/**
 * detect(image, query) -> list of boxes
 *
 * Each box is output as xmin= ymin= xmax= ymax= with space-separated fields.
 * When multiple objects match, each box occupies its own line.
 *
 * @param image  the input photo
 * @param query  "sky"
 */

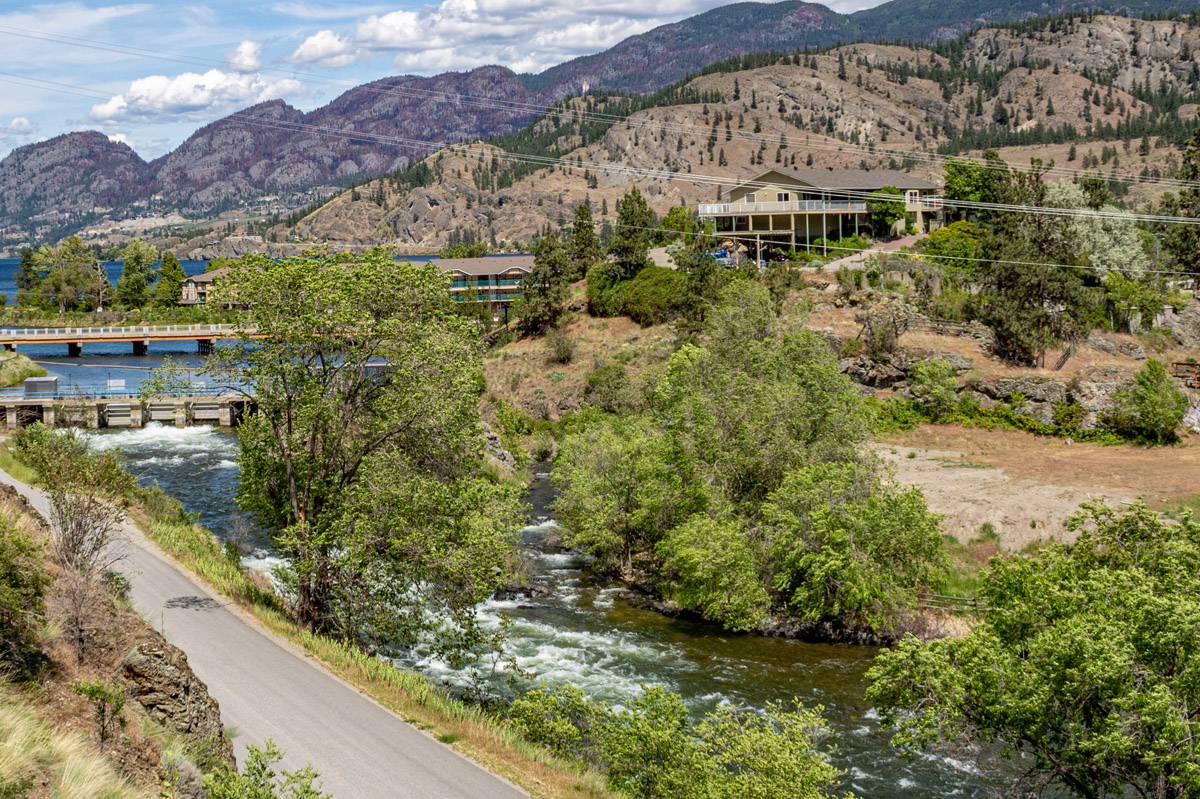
xmin=0 ymin=0 xmax=887 ymax=161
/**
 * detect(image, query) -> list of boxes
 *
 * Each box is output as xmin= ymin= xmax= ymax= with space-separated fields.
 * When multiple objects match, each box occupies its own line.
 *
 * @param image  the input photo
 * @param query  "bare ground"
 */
xmin=877 ymin=426 xmax=1200 ymax=550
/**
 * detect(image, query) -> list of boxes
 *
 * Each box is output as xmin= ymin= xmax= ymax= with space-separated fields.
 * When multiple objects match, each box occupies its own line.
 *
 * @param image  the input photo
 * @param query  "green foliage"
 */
xmin=72 ymin=680 xmax=124 ymax=742
xmin=208 ymin=248 xmax=520 ymax=649
xmin=509 ymin=683 xmax=842 ymax=799
xmin=0 ymin=516 xmax=49 ymax=675
xmin=568 ymin=203 xmax=603 ymax=279
xmin=866 ymin=185 xmax=905 ymax=231
xmin=203 ymin=739 xmax=330 ymax=799
xmin=611 ymin=266 xmax=686 ymax=326
xmin=582 ymin=363 xmax=636 ymax=413
xmin=869 ymin=394 xmax=1124 ymax=444
xmin=1104 ymin=358 xmax=1190 ymax=444
xmin=908 ymin=360 xmax=959 ymax=421
xmin=439 ymin=241 xmax=488 ymax=258
xmin=518 ymin=233 xmax=571 ymax=334
xmin=1160 ymin=125 xmax=1200 ymax=291
xmin=115 ymin=239 xmax=158 ymax=309
xmin=558 ymin=283 xmax=938 ymax=630
xmin=608 ymin=186 xmax=654 ymax=279
xmin=764 ymin=462 xmax=944 ymax=627
xmin=30 ymin=236 xmax=110 ymax=312
xmin=867 ymin=502 xmax=1200 ymax=799
xmin=154 ymin=252 xmax=186 ymax=307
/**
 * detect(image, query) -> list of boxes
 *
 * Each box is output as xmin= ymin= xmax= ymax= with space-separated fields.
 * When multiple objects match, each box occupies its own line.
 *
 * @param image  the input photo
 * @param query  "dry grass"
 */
xmin=0 ymin=683 xmax=151 ymax=799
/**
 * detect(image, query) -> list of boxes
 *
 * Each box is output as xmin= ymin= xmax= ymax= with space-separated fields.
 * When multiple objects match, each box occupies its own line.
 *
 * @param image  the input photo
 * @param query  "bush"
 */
xmin=0 ymin=517 xmax=49 ymax=674
xmin=909 ymin=360 xmax=959 ymax=421
xmin=611 ymin=267 xmax=686 ymax=326
xmin=1104 ymin=359 xmax=1189 ymax=444
xmin=204 ymin=739 xmax=330 ymax=799
xmin=546 ymin=326 xmax=575 ymax=365
xmin=583 ymin=363 xmax=634 ymax=413
xmin=72 ymin=680 xmax=125 ymax=742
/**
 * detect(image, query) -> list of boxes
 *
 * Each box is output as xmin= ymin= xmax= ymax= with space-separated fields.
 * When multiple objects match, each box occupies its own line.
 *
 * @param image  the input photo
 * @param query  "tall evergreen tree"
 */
xmin=116 ymin=239 xmax=159 ymax=308
xmin=1161 ymin=126 xmax=1200 ymax=291
xmin=14 ymin=247 xmax=43 ymax=306
xmin=608 ymin=186 xmax=653 ymax=279
xmin=568 ymin=203 xmax=603 ymax=281
xmin=155 ymin=252 xmax=186 ymax=307
xmin=519 ymin=233 xmax=572 ymax=334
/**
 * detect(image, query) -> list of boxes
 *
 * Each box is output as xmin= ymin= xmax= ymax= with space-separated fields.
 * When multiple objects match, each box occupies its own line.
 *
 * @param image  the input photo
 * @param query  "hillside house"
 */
xmin=180 ymin=267 xmax=229 ymax=305
xmin=436 ymin=255 xmax=532 ymax=314
xmin=697 ymin=168 xmax=942 ymax=260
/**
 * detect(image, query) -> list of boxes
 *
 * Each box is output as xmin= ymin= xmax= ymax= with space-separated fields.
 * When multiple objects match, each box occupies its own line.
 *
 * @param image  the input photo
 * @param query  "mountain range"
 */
xmin=2 ymin=0 xmax=1198 ymax=246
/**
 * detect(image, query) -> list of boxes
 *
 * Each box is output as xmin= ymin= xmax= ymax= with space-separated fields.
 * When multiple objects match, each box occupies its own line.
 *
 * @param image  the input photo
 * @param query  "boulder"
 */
xmin=1116 ymin=341 xmax=1146 ymax=360
xmin=118 ymin=636 xmax=235 ymax=767
xmin=1086 ymin=334 xmax=1119 ymax=356
xmin=479 ymin=421 xmax=516 ymax=470
xmin=982 ymin=376 xmax=1068 ymax=405
xmin=1158 ymin=302 xmax=1200 ymax=349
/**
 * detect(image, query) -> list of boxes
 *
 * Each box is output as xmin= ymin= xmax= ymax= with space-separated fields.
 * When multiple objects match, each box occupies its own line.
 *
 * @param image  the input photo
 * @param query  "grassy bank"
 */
xmin=124 ymin=495 xmax=616 ymax=799
xmin=0 ymin=352 xmax=46 ymax=387
xmin=0 ymin=682 xmax=151 ymax=799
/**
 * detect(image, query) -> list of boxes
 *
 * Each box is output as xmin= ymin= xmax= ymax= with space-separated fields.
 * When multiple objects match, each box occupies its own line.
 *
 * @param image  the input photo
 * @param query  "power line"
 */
xmin=5 ymin=23 xmax=1200 ymax=194
xmin=4 ymin=70 xmax=1200 ymax=234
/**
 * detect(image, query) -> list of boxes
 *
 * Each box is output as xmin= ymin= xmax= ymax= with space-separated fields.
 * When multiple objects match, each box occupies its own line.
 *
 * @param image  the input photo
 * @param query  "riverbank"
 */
xmin=0 ymin=352 xmax=45 ymax=386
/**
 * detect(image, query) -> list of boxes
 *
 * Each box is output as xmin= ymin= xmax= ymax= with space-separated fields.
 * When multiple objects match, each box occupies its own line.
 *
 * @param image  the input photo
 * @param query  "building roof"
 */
xmin=430 ymin=255 xmax=534 ymax=276
xmin=186 ymin=266 xmax=231 ymax=284
xmin=739 ymin=168 xmax=938 ymax=192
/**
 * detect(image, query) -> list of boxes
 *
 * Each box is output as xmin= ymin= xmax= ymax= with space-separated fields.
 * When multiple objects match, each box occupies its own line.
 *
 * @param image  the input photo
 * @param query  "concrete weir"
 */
xmin=1 ymin=395 xmax=251 ymax=430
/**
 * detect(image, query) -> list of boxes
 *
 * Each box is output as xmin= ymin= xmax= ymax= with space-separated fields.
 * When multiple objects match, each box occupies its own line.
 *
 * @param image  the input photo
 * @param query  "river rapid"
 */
xmin=86 ymin=423 xmax=1015 ymax=797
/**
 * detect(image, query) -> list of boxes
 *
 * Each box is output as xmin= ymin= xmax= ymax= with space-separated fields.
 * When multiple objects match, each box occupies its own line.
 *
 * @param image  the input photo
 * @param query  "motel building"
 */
xmin=697 ymin=168 xmax=944 ymax=262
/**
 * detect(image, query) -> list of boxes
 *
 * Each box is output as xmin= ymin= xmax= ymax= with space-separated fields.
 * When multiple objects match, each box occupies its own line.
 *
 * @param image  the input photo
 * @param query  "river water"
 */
xmin=82 ymin=423 xmax=1017 ymax=797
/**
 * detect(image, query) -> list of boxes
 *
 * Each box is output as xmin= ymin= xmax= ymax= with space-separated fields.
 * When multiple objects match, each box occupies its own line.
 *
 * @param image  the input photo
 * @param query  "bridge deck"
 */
xmin=0 ymin=324 xmax=259 ymax=346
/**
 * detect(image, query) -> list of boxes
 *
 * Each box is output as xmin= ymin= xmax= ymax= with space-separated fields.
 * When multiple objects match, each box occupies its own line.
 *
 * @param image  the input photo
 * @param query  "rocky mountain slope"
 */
xmin=5 ymin=0 xmax=1198 ymax=246
xmin=281 ymin=15 xmax=1194 ymax=251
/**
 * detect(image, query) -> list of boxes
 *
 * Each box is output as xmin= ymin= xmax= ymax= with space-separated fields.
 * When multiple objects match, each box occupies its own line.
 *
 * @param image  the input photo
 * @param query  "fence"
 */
xmin=918 ymin=593 xmax=985 ymax=613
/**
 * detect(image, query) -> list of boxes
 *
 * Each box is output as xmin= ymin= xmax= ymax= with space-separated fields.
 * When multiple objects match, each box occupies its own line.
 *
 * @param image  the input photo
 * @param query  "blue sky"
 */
xmin=0 ymin=0 xmax=885 ymax=161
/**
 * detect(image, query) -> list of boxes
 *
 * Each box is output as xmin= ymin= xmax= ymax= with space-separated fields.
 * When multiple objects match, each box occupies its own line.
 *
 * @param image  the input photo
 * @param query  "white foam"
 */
xmin=898 ymin=778 xmax=916 ymax=789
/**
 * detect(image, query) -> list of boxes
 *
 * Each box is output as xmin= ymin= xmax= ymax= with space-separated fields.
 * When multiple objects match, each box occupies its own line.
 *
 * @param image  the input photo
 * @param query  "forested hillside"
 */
xmin=281 ymin=13 xmax=1200 ymax=251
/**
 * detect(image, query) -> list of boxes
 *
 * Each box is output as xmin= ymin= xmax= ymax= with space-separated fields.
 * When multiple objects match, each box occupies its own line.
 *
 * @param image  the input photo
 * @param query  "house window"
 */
xmin=745 ymin=192 xmax=755 ymax=203
xmin=776 ymin=192 xmax=790 ymax=202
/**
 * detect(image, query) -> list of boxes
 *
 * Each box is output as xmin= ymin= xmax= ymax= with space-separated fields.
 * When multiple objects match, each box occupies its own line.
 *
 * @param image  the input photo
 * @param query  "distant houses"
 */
xmin=180 ymin=267 xmax=230 ymax=305
xmin=697 ymin=168 xmax=942 ymax=260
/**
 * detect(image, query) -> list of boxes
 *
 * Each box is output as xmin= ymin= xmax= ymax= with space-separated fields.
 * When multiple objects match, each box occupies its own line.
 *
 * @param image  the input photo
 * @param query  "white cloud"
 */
xmin=287 ymin=29 xmax=358 ymax=67
xmin=271 ymin=2 xmax=392 ymax=20
xmin=88 ymin=69 xmax=307 ymax=122
xmin=342 ymin=0 xmax=719 ymax=75
xmin=225 ymin=40 xmax=263 ymax=72
xmin=7 ymin=117 xmax=35 ymax=134
xmin=106 ymin=131 xmax=131 ymax=145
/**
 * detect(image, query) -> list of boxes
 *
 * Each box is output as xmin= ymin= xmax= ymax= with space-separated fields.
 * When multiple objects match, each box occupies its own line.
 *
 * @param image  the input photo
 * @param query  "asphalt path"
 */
xmin=0 ymin=467 xmax=526 ymax=799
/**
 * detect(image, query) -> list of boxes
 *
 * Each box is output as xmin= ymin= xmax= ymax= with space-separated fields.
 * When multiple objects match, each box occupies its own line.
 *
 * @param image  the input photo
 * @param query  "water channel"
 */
xmin=77 ymin=420 xmax=1016 ymax=798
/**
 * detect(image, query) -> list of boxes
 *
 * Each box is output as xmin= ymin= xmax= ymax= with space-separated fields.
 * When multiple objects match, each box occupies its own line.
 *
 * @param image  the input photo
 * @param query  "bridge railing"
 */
xmin=0 ymin=386 xmax=238 ymax=402
xmin=0 ymin=324 xmax=246 ymax=339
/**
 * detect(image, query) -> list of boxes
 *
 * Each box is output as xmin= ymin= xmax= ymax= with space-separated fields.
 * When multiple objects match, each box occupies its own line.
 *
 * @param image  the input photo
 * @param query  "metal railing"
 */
xmin=697 ymin=196 xmax=944 ymax=216
xmin=0 ymin=324 xmax=246 ymax=341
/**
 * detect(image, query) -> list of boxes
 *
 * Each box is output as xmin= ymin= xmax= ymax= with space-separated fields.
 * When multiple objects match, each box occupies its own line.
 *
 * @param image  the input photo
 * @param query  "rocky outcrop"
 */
xmin=480 ymin=421 xmax=517 ymax=471
xmin=1159 ymin=303 xmax=1200 ymax=350
xmin=118 ymin=635 xmax=235 ymax=767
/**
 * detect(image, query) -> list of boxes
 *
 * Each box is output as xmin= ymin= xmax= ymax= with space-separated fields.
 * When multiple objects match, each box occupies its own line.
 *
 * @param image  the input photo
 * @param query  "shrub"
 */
xmin=909 ymin=360 xmax=959 ymax=421
xmin=0 ymin=518 xmax=49 ymax=674
xmin=546 ymin=326 xmax=575 ymax=365
xmin=611 ymin=266 xmax=686 ymax=326
xmin=583 ymin=363 xmax=634 ymax=413
xmin=1104 ymin=358 xmax=1189 ymax=444
xmin=72 ymin=680 xmax=125 ymax=742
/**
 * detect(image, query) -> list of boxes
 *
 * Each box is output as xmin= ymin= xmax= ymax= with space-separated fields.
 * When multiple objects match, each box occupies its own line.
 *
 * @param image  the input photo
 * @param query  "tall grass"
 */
xmin=0 ymin=682 xmax=150 ymax=799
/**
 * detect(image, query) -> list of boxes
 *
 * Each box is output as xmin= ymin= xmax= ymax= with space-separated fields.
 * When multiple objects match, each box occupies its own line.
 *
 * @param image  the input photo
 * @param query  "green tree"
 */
xmin=1160 ymin=125 xmax=1200 ymax=290
xmin=867 ymin=501 xmax=1200 ymax=799
xmin=205 ymin=249 xmax=519 ymax=636
xmin=1105 ymin=358 xmax=1189 ymax=444
xmin=154 ymin=252 xmax=186 ymax=307
xmin=909 ymin=359 xmax=959 ymax=421
xmin=866 ymin=185 xmax=905 ymax=233
xmin=14 ymin=247 xmax=43 ymax=306
xmin=204 ymin=739 xmax=330 ymax=799
xmin=71 ymin=680 xmax=125 ymax=742
xmin=0 ymin=516 xmax=49 ymax=673
xmin=608 ymin=185 xmax=654 ymax=279
xmin=509 ymin=683 xmax=842 ymax=799
xmin=568 ymin=203 xmax=604 ymax=280
xmin=33 ymin=236 xmax=108 ymax=312
xmin=518 ymin=233 xmax=571 ymax=334
xmin=116 ymin=238 xmax=159 ymax=308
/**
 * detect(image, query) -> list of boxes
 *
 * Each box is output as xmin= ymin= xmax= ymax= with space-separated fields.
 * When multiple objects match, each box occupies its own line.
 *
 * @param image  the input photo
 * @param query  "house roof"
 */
xmin=429 ymin=255 xmax=534 ymax=276
xmin=186 ymin=266 xmax=231 ymax=284
xmin=739 ymin=168 xmax=938 ymax=193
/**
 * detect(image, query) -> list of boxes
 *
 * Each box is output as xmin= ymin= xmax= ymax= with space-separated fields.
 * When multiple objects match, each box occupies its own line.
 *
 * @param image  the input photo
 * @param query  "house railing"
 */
xmin=698 ymin=195 xmax=944 ymax=216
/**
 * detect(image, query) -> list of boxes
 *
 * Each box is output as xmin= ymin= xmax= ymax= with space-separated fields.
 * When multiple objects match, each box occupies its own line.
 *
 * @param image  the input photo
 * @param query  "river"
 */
xmin=84 ymin=423 xmax=1017 ymax=797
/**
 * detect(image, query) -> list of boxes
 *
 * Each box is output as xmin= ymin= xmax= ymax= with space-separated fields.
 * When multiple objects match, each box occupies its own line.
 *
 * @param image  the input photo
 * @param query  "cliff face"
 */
xmin=0 ymin=131 xmax=152 ymax=240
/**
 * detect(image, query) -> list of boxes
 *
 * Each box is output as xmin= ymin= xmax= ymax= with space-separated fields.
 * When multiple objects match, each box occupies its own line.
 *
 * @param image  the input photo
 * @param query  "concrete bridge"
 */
xmin=0 ymin=389 xmax=252 ymax=429
xmin=0 ymin=324 xmax=258 ymax=356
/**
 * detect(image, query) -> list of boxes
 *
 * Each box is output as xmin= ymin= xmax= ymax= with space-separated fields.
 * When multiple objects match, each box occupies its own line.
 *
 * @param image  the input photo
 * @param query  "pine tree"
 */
xmin=14 ymin=247 xmax=42 ymax=305
xmin=155 ymin=252 xmax=186 ymax=307
xmin=608 ymin=186 xmax=653 ymax=279
xmin=568 ymin=204 xmax=603 ymax=280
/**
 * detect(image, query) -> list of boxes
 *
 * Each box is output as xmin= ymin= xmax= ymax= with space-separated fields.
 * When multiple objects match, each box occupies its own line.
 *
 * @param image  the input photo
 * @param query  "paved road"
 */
xmin=0 ymin=468 xmax=526 ymax=799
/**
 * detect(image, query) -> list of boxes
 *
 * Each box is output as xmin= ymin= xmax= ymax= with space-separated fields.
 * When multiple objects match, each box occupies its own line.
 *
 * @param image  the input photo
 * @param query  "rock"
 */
xmin=118 ymin=635 xmax=235 ymax=767
xmin=1116 ymin=341 xmax=1146 ymax=360
xmin=982 ymin=376 xmax=1068 ymax=405
xmin=1158 ymin=302 xmax=1200 ymax=349
xmin=479 ymin=421 xmax=516 ymax=470
xmin=1086 ymin=334 xmax=1119 ymax=356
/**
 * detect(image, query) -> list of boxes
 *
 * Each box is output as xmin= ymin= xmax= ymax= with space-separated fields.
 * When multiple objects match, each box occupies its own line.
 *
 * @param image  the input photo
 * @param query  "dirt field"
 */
xmin=877 ymin=426 xmax=1200 ymax=550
